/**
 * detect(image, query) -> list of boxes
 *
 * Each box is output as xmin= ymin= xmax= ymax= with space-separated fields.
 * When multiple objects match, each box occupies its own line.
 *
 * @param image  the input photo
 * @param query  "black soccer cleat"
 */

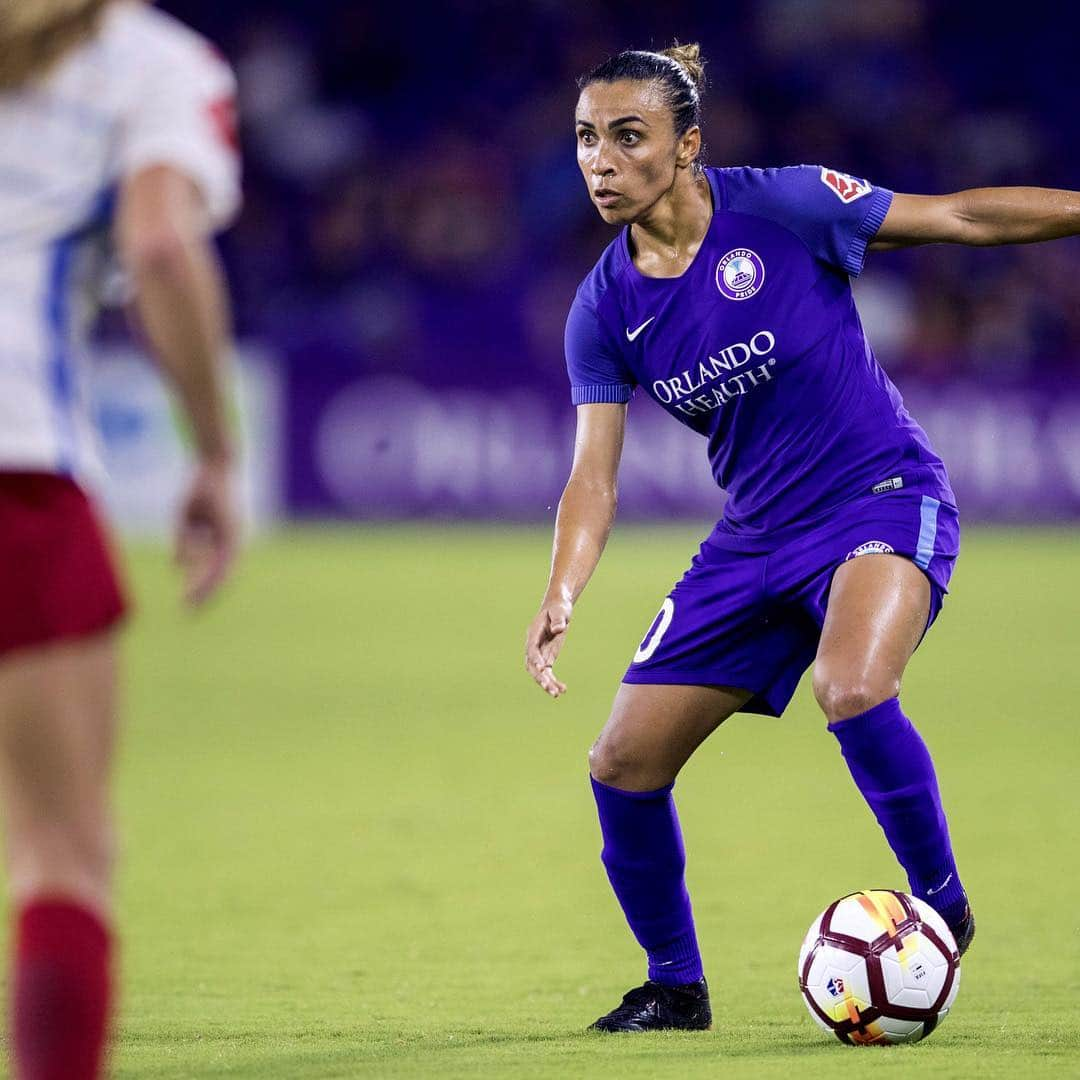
xmin=589 ymin=978 xmax=712 ymax=1032
xmin=949 ymin=906 xmax=976 ymax=958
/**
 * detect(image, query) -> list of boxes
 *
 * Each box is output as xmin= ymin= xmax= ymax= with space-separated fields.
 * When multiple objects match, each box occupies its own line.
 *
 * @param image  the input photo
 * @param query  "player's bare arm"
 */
xmin=525 ymin=402 xmax=626 ymax=698
xmin=871 ymin=187 xmax=1080 ymax=250
xmin=117 ymin=164 xmax=240 ymax=606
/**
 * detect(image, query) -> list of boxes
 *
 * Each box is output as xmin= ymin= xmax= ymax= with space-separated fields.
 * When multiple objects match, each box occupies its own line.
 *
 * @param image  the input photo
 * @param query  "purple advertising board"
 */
xmin=284 ymin=361 xmax=1080 ymax=524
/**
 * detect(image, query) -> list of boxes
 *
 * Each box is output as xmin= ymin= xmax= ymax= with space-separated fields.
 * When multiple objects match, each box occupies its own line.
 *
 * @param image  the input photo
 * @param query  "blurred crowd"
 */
xmin=159 ymin=0 xmax=1080 ymax=388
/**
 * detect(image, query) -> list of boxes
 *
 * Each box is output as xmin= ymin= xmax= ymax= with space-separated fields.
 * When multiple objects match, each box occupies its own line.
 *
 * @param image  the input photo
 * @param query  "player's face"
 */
xmin=575 ymin=80 xmax=688 ymax=225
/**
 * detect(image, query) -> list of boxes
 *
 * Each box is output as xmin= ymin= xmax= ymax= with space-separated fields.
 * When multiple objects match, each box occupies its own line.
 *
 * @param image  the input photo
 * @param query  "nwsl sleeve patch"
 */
xmin=820 ymin=168 xmax=873 ymax=203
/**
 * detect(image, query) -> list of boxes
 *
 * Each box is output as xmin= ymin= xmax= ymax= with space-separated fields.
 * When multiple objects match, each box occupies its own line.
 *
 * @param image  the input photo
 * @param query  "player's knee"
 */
xmin=588 ymin=732 xmax=648 ymax=789
xmin=813 ymin=674 xmax=897 ymax=725
xmin=587 ymin=737 xmax=619 ymax=784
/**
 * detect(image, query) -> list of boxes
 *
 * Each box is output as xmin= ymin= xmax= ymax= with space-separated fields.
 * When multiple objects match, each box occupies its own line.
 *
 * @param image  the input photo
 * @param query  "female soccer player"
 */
xmin=525 ymin=43 xmax=1080 ymax=1032
xmin=0 ymin=2 xmax=241 ymax=1075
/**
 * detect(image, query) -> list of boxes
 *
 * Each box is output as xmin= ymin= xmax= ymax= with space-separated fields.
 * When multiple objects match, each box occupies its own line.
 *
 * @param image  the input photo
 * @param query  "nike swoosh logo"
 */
xmin=626 ymin=317 xmax=655 ymax=342
xmin=926 ymin=873 xmax=954 ymax=896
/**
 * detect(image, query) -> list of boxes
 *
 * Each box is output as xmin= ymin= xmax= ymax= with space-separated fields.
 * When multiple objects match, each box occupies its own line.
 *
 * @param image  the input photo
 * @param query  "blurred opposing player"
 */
xmin=0 ymin=1 xmax=240 ymax=1075
xmin=525 ymin=42 xmax=1080 ymax=1032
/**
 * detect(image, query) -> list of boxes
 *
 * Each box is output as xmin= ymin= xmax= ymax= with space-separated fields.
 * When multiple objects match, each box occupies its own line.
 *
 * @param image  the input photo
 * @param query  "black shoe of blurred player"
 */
xmin=949 ymin=906 xmax=976 ymax=958
xmin=589 ymin=978 xmax=711 ymax=1032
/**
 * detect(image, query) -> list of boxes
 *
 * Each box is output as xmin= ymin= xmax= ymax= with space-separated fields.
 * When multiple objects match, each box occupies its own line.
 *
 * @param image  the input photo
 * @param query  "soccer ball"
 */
xmin=798 ymin=890 xmax=960 ymax=1045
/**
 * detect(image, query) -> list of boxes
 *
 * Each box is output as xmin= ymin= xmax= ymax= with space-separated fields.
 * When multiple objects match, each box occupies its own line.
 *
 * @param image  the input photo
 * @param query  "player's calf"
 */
xmin=6 ymin=816 xmax=115 ymax=916
xmin=826 ymin=697 xmax=970 ymax=932
xmin=4 ymin=813 xmax=115 ymax=1080
xmin=590 ymin=776 xmax=705 ymax=989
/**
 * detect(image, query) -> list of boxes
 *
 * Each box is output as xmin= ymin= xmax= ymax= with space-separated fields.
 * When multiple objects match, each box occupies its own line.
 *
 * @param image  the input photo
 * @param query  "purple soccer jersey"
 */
xmin=565 ymin=164 xmax=956 ymax=544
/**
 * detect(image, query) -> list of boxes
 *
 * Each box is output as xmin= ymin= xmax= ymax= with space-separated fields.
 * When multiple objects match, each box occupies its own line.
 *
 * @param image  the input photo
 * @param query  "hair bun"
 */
xmin=659 ymin=42 xmax=705 ymax=92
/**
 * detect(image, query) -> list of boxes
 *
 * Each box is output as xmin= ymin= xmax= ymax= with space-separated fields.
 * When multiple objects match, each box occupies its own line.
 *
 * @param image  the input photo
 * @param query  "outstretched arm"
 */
xmin=524 ymin=403 xmax=626 ymax=698
xmin=871 ymin=187 xmax=1080 ymax=250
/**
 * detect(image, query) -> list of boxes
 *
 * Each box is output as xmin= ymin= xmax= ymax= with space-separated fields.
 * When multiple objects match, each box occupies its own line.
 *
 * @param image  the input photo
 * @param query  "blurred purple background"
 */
xmin=134 ymin=0 xmax=1080 ymax=522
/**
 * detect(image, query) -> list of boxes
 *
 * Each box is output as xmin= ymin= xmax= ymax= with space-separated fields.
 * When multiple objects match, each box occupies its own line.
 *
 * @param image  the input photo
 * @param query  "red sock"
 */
xmin=11 ymin=899 xmax=112 ymax=1080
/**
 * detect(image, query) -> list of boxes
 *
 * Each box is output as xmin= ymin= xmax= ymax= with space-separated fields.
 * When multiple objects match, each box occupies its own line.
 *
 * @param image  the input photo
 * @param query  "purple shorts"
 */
xmin=622 ymin=492 xmax=960 ymax=716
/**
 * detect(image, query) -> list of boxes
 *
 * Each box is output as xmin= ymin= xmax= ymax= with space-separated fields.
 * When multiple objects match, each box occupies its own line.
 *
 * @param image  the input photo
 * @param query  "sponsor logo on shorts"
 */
xmin=846 ymin=540 xmax=895 ymax=560
xmin=871 ymin=476 xmax=904 ymax=494
xmin=827 ymin=977 xmax=845 ymax=997
xmin=715 ymin=248 xmax=765 ymax=301
xmin=820 ymin=167 xmax=873 ymax=203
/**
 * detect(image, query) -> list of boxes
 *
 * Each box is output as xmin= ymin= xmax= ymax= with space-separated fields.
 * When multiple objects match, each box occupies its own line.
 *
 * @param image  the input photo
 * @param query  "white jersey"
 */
xmin=0 ymin=0 xmax=240 ymax=481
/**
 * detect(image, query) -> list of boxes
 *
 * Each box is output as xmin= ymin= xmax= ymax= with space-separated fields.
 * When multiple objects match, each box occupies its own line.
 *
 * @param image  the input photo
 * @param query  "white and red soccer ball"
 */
xmin=798 ymin=890 xmax=960 ymax=1045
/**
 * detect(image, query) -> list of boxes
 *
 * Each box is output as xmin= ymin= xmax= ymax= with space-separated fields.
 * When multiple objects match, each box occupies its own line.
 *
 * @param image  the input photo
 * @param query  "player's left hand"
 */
xmin=174 ymin=456 xmax=240 ymax=606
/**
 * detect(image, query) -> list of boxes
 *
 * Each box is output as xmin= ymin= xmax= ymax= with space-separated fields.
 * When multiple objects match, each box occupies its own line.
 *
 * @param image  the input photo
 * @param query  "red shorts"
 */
xmin=0 ymin=472 xmax=128 ymax=659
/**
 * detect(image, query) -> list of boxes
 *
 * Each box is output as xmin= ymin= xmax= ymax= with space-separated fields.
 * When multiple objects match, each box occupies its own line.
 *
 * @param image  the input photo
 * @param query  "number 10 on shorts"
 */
xmin=634 ymin=598 xmax=675 ymax=663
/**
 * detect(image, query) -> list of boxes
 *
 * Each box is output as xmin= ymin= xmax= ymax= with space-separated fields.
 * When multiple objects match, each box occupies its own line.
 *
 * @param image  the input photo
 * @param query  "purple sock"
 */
xmin=590 ymin=775 xmax=703 ymax=985
xmin=829 ymin=697 xmax=968 ymax=926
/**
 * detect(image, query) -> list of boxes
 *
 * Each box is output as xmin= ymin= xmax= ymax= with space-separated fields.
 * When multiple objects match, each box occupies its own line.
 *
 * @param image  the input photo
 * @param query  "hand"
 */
xmin=174 ymin=456 xmax=240 ymax=606
xmin=525 ymin=598 xmax=573 ymax=698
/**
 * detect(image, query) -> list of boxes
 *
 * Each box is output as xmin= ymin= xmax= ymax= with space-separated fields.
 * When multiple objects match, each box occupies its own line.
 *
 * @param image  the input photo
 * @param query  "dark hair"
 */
xmin=577 ymin=42 xmax=706 ymax=139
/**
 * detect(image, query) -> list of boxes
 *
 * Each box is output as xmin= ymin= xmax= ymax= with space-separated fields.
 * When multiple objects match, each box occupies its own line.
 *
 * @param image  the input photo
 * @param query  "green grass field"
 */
xmin=19 ymin=525 xmax=1080 ymax=1078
